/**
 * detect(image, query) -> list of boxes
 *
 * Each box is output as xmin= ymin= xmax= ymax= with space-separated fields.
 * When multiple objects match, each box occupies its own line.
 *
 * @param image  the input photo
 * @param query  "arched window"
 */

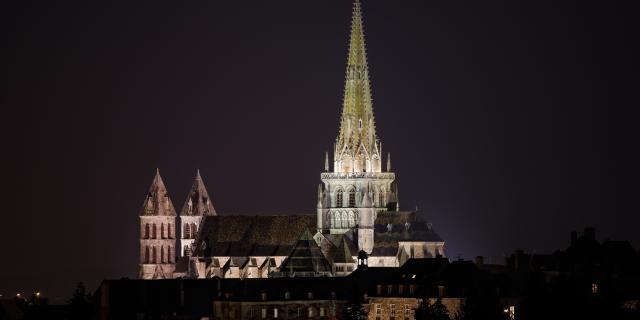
xmin=161 ymin=246 xmax=165 ymax=263
xmin=152 ymin=247 xmax=157 ymax=264
xmin=144 ymin=223 xmax=150 ymax=239
xmin=336 ymin=190 xmax=344 ymax=208
xmin=168 ymin=246 xmax=172 ymax=263
xmin=152 ymin=224 xmax=157 ymax=239
xmin=167 ymin=224 xmax=172 ymax=239
xmin=191 ymin=223 xmax=197 ymax=239
xmin=348 ymin=190 xmax=356 ymax=207
xmin=144 ymin=246 xmax=150 ymax=263
xmin=348 ymin=211 xmax=355 ymax=227
xmin=341 ymin=211 xmax=348 ymax=228
xmin=185 ymin=223 xmax=191 ymax=239
xmin=161 ymin=223 xmax=165 ymax=239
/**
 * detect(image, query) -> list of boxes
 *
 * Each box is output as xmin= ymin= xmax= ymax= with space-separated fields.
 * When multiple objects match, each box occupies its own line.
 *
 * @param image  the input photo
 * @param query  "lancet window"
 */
xmin=348 ymin=190 xmax=356 ymax=207
xmin=191 ymin=223 xmax=197 ymax=238
xmin=144 ymin=246 xmax=150 ymax=263
xmin=184 ymin=223 xmax=191 ymax=239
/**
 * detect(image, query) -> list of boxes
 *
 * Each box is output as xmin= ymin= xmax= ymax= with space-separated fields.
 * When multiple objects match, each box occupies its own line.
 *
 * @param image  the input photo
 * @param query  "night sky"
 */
xmin=2 ymin=0 xmax=635 ymax=302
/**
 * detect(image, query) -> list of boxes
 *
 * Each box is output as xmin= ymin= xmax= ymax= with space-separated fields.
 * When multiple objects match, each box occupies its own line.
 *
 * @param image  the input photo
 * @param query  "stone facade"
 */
xmin=137 ymin=0 xmax=445 ymax=280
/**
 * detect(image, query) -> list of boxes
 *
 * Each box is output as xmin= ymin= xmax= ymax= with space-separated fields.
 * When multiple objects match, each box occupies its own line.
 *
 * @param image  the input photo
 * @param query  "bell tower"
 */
xmin=178 ymin=169 xmax=217 ymax=257
xmin=139 ymin=169 xmax=177 ymax=279
xmin=317 ymin=0 xmax=398 ymax=254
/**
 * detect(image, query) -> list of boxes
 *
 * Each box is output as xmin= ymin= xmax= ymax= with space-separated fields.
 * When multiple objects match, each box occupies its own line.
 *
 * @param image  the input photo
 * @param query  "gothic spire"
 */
xmin=140 ymin=169 xmax=177 ymax=216
xmin=179 ymin=170 xmax=217 ymax=216
xmin=336 ymin=0 xmax=377 ymax=159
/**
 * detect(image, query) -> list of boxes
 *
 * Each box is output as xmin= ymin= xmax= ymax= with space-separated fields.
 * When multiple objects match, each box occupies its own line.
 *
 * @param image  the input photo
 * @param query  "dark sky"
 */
xmin=1 ymin=0 xmax=636 ymax=302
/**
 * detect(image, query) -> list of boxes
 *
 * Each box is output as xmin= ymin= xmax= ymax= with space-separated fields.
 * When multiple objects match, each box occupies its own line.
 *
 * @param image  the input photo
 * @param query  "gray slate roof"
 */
xmin=193 ymin=214 xmax=316 ymax=257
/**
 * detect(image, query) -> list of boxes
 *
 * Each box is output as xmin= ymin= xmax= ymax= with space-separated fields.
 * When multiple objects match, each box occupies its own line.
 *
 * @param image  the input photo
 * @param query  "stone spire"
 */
xmin=140 ymin=169 xmax=177 ymax=216
xmin=335 ymin=0 xmax=380 ymax=173
xmin=180 ymin=170 xmax=217 ymax=216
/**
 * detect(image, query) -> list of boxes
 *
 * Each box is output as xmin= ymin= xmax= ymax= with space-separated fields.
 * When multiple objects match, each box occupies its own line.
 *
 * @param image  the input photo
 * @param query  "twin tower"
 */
xmin=139 ymin=0 xmax=399 ymax=278
xmin=138 ymin=169 xmax=215 ymax=278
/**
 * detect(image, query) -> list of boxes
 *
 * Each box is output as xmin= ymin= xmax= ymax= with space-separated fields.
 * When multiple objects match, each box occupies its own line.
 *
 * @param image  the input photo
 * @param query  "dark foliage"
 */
xmin=67 ymin=282 xmax=93 ymax=320
xmin=416 ymin=298 xmax=451 ymax=320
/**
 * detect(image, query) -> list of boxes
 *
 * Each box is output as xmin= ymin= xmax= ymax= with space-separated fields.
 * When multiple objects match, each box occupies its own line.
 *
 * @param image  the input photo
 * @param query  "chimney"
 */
xmin=584 ymin=227 xmax=596 ymax=241
xmin=475 ymin=256 xmax=484 ymax=266
xmin=571 ymin=231 xmax=578 ymax=246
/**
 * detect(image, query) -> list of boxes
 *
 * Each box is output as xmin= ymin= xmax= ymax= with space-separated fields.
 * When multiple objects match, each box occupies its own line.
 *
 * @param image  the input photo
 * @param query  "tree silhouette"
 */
xmin=416 ymin=298 xmax=451 ymax=320
xmin=68 ymin=282 xmax=93 ymax=320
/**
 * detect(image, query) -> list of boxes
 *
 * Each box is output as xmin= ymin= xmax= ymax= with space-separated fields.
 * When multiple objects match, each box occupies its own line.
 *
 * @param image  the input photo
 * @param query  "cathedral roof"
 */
xmin=179 ymin=170 xmax=217 ymax=216
xmin=278 ymin=229 xmax=333 ymax=275
xmin=371 ymin=211 xmax=444 ymax=256
xmin=193 ymin=214 xmax=316 ymax=257
xmin=139 ymin=169 xmax=177 ymax=216
xmin=331 ymin=236 xmax=356 ymax=264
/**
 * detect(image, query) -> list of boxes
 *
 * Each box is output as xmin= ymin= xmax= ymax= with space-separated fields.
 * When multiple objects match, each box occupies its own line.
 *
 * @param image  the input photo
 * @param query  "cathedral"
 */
xmin=138 ymin=0 xmax=445 ymax=280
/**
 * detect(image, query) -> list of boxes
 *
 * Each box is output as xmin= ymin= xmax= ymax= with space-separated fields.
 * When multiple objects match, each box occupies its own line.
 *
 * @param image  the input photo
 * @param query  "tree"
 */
xmin=431 ymin=298 xmax=451 ymax=320
xmin=416 ymin=298 xmax=450 ymax=320
xmin=341 ymin=300 xmax=366 ymax=320
xmin=68 ymin=282 xmax=93 ymax=320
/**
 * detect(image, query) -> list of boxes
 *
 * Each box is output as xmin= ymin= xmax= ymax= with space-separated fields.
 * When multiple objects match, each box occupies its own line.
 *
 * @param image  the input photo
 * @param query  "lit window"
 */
xmin=375 ymin=303 xmax=382 ymax=315
xmin=320 ymin=307 xmax=325 ymax=317
xmin=274 ymin=308 xmax=278 ymax=318
xmin=261 ymin=292 xmax=267 ymax=301
xmin=390 ymin=303 xmax=396 ymax=315
xmin=308 ymin=307 xmax=314 ymax=318
xmin=404 ymin=304 xmax=411 ymax=317
xmin=592 ymin=283 xmax=598 ymax=294
xmin=261 ymin=308 xmax=267 ymax=319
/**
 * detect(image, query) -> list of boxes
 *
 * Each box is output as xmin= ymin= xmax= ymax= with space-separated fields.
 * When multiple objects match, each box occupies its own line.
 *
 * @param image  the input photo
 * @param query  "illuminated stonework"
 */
xmin=137 ymin=0 xmax=445 ymax=280
xmin=316 ymin=0 xmax=398 ymax=254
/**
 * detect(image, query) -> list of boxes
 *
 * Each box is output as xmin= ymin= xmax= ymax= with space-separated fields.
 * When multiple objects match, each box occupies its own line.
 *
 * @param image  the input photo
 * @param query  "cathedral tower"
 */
xmin=138 ymin=169 xmax=177 ymax=279
xmin=317 ymin=0 xmax=397 ymax=254
xmin=178 ymin=170 xmax=216 ymax=257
